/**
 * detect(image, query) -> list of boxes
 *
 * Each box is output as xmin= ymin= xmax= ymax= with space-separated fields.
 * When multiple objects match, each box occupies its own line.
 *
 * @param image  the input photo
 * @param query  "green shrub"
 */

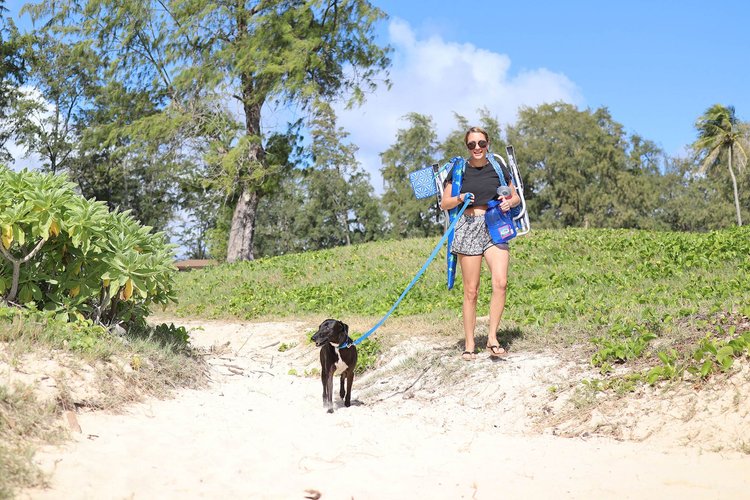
xmin=353 ymin=336 xmax=381 ymax=374
xmin=0 ymin=167 xmax=177 ymax=330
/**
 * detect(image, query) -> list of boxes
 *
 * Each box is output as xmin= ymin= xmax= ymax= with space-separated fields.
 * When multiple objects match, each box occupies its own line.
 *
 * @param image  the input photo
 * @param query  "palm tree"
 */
xmin=693 ymin=104 xmax=749 ymax=226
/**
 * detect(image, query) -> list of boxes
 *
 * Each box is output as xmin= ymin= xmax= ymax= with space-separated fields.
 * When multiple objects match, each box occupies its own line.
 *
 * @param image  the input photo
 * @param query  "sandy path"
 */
xmin=21 ymin=320 xmax=750 ymax=499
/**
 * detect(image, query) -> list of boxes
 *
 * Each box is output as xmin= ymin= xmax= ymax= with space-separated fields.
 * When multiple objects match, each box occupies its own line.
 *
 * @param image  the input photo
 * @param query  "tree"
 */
xmin=25 ymin=0 xmax=391 ymax=262
xmin=305 ymin=100 xmax=382 ymax=247
xmin=253 ymin=123 xmax=310 ymax=257
xmin=693 ymin=104 xmax=749 ymax=226
xmin=9 ymin=21 xmax=185 ymax=231
xmin=253 ymin=106 xmax=383 ymax=257
xmin=69 ymin=81 xmax=186 ymax=230
xmin=656 ymin=155 xmax=735 ymax=231
xmin=612 ymin=134 xmax=667 ymax=229
xmin=0 ymin=2 xmax=25 ymax=162
xmin=439 ymin=109 xmax=506 ymax=161
xmin=10 ymin=30 xmax=96 ymax=173
xmin=507 ymin=102 xmax=662 ymax=229
xmin=380 ymin=112 xmax=441 ymax=238
xmin=254 ymin=169 xmax=307 ymax=257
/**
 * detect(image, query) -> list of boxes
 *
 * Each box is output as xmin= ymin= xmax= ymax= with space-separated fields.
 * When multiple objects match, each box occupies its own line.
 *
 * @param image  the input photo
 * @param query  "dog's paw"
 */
xmin=326 ymin=408 xmax=334 ymax=414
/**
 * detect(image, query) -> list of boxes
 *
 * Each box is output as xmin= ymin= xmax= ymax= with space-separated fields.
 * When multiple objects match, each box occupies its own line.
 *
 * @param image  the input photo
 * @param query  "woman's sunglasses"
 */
xmin=466 ymin=140 xmax=488 ymax=150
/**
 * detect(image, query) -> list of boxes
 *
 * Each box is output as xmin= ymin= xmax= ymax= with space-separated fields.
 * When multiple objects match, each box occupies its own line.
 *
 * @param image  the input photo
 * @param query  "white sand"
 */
xmin=19 ymin=319 xmax=750 ymax=499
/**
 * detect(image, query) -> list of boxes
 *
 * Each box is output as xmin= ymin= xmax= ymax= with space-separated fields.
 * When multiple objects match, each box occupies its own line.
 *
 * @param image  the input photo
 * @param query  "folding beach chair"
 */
xmin=410 ymin=147 xmax=530 ymax=235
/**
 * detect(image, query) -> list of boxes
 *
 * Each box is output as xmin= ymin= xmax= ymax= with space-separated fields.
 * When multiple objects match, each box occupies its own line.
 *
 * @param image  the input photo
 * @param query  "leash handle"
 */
xmin=341 ymin=196 xmax=473 ymax=348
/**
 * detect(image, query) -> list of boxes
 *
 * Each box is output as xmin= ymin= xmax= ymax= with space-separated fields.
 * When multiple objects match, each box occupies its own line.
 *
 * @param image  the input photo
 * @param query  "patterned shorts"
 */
xmin=450 ymin=214 xmax=509 ymax=256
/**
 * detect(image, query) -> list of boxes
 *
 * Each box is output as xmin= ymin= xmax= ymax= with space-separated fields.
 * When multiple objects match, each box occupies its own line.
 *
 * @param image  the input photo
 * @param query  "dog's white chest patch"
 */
xmin=331 ymin=345 xmax=350 ymax=374
xmin=333 ymin=357 xmax=349 ymax=374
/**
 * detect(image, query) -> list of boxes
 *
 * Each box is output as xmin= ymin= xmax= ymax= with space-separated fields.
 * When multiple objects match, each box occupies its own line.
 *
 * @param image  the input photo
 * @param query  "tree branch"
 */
xmin=0 ymin=237 xmax=47 ymax=303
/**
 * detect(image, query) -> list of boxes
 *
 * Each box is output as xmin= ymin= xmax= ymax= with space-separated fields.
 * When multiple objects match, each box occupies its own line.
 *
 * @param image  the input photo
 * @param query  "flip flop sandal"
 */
xmin=487 ymin=344 xmax=508 ymax=358
xmin=461 ymin=350 xmax=477 ymax=361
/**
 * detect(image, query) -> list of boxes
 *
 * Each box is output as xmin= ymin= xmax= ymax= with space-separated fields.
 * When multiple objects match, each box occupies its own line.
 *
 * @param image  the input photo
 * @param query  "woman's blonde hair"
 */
xmin=464 ymin=126 xmax=489 ymax=144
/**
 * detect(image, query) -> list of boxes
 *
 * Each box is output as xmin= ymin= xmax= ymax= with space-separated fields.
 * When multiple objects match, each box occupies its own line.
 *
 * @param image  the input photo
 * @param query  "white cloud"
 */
xmin=4 ymin=139 xmax=41 ymax=172
xmin=335 ymin=18 xmax=583 ymax=192
xmin=5 ymin=86 xmax=51 ymax=171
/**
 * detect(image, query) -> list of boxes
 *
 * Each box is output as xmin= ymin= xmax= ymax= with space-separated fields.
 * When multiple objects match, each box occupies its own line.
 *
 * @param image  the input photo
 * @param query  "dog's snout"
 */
xmin=311 ymin=330 xmax=326 ymax=347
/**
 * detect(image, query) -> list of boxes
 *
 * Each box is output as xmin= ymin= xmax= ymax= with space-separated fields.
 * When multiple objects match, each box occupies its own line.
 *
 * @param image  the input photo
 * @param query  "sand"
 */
xmin=18 ymin=319 xmax=750 ymax=499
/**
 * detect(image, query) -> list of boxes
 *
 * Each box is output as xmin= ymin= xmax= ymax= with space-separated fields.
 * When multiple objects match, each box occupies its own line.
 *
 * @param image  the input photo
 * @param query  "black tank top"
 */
xmin=445 ymin=161 xmax=512 ymax=206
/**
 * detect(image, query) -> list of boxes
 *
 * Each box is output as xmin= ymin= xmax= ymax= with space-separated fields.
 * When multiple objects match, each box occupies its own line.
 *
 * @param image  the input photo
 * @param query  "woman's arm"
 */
xmin=440 ymin=183 xmax=469 ymax=211
xmin=499 ymin=182 xmax=521 ymax=213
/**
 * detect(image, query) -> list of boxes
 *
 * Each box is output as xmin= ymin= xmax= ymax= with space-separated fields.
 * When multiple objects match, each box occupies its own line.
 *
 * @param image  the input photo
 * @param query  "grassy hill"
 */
xmin=171 ymin=227 xmax=750 ymax=357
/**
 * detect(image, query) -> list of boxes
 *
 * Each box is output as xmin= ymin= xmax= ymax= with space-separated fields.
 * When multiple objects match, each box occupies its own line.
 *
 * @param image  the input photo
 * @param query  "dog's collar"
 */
xmin=330 ymin=340 xmax=353 ymax=349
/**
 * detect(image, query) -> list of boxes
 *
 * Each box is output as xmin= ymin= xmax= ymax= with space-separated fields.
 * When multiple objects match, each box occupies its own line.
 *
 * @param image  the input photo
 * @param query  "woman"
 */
xmin=440 ymin=126 xmax=521 ymax=360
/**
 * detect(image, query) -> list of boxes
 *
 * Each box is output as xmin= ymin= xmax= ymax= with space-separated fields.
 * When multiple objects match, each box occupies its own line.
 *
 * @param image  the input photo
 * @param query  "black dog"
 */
xmin=311 ymin=319 xmax=357 ymax=413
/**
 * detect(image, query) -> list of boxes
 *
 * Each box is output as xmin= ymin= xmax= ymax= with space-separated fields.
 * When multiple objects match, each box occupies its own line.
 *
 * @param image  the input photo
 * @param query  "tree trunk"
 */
xmin=0 ymin=237 xmax=48 ymax=303
xmin=340 ymin=211 xmax=351 ymax=246
xmin=226 ymin=188 xmax=259 ymax=262
xmin=728 ymin=147 xmax=743 ymax=227
xmin=226 ymin=70 xmax=265 ymax=262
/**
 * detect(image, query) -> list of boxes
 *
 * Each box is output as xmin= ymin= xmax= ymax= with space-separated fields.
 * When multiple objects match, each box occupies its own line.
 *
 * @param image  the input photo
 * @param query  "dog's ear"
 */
xmin=340 ymin=321 xmax=349 ymax=336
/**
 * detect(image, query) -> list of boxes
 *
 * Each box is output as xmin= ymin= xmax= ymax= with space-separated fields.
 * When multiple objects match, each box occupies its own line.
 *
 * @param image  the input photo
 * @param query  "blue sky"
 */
xmin=331 ymin=0 xmax=750 ymax=189
xmin=7 ymin=1 xmax=750 ymax=191
xmin=362 ymin=1 xmax=749 ymax=156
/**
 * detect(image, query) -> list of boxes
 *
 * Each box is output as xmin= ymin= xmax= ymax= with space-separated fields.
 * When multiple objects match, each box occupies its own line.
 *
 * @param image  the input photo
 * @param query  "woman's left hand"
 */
xmin=499 ymin=199 xmax=512 ymax=213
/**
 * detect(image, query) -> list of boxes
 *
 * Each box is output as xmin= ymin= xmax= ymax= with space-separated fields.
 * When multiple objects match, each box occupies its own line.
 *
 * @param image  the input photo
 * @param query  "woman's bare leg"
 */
xmin=484 ymin=245 xmax=510 ymax=348
xmin=458 ymin=254 xmax=483 ymax=354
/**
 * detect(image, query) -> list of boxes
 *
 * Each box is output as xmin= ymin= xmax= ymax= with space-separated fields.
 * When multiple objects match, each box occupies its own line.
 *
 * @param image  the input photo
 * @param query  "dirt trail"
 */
xmin=21 ymin=319 xmax=750 ymax=499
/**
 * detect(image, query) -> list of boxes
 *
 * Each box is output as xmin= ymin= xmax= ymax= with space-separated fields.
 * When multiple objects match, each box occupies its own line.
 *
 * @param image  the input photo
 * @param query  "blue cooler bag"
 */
xmin=409 ymin=166 xmax=439 ymax=199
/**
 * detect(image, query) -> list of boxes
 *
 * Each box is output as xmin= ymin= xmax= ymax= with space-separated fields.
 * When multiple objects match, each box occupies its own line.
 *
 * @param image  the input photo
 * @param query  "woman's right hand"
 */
xmin=461 ymin=193 xmax=474 ymax=205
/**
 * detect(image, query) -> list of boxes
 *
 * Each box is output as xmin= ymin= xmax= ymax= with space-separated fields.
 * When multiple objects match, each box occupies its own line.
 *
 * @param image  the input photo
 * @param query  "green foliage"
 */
xmin=147 ymin=322 xmax=190 ymax=347
xmin=685 ymin=329 xmax=750 ymax=379
xmin=173 ymin=238 xmax=465 ymax=319
xmin=278 ymin=342 xmax=296 ymax=352
xmin=10 ymin=29 xmax=92 ymax=174
xmin=657 ymin=155 xmax=739 ymax=231
xmin=380 ymin=112 xmax=443 ymax=238
xmin=353 ymin=336 xmax=382 ymax=374
xmin=0 ymin=7 xmax=25 ymax=163
xmin=0 ymin=306 xmax=107 ymax=355
xmin=173 ymin=227 xmax=750 ymax=331
xmin=693 ymin=104 xmax=750 ymax=226
xmin=602 ymin=314 xmax=750 ymax=387
xmin=591 ymin=321 xmax=657 ymax=367
xmin=644 ymin=350 xmax=682 ymax=384
xmin=508 ymin=102 xmax=668 ymax=229
xmin=0 ymin=168 xmax=178 ymax=330
xmin=54 ymin=316 xmax=108 ymax=352
xmin=6 ymin=20 xmax=181 ymax=231
xmin=24 ymin=0 xmax=392 ymax=262
xmin=297 ymin=99 xmax=384 ymax=249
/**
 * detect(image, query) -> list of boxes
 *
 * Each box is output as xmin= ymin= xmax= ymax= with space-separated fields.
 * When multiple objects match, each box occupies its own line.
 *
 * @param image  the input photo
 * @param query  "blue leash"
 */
xmin=340 ymin=196 xmax=472 ymax=348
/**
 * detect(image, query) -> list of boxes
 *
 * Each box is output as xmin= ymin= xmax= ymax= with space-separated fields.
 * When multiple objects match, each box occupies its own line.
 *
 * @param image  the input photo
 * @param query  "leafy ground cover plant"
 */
xmin=0 ymin=168 xmax=178 ymax=331
xmin=173 ymin=227 xmax=750 ymax=328
xmin=353 ymin=336 xmax=382 ymax=374
xmin=171 ymin=226 xmax=750 ymax=388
